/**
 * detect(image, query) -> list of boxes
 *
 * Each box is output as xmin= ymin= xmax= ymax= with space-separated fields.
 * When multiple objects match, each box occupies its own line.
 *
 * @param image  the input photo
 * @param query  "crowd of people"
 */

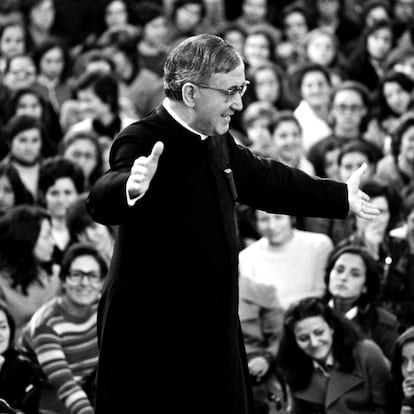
xmin=0 ymin=0 xmax=414 ymax=413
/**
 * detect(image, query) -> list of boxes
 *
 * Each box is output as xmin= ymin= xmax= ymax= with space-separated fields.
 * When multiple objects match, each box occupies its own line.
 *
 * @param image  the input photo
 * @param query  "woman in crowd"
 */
xmin=0 ymin=163 xmax=33 ymax=216
xmin=135 ymin=1 xmax=169 ymax=78
xmin=0 ymin=205 xmax=59 ymax=338
xmin=348 ymin=19 xmax=395 ymax=93
xmin=0 ymin=304 xmax=41 ymax=414
xmin=0 ymin=21 xmax=27 ymax=72
xmin=310 ymin=0 xmax=361 ymax=51
xmin=276 ymin=297 xmax=391 ymax=414
xmin=269 ymin=110 xmax=315 ymax=174
xmin=367 ymin=71 xmax=414 ymax=153
xmin=38 ymin=156 xmax=84 ymax=265
xmin=324 ymin=244 xmax=398 ymax=361
xmin=292 ymin=63 xmax=333 ymax=151
xmin=304 ymin=27 xmax=348 ymax=87
xmin=390 ymin=327 xmax=414 ymax=414
xmin=6 ymin=87 xmax=62 ymax=156
xmin=20 ymin=242 xmax=107 ymax=414
xmin=244 ymin=62 xmax=291 ymax=111
xmin=337 ymin=179 xmax=401 ymax=266
xmin=19 ymin=0 xmax=56 ymax=49
xmin=2 ymin=114 xmax=45 ymax=201
xmin=382 ymin=191 xmax=414 ymax=333
xmin=59 ymin=130 xmax=104 ymax=191
xmin=243 ymin=29 xmax=279 ymax=77
xmin=98 ymin=30 xmax=163 ymax=120
xmin=100 ymin=0 xmax=131 ymax=33
xmin=32 ymin=38 xmax=72 ymax=111
xmin=375 ymin=114 xmax=414 ymax=197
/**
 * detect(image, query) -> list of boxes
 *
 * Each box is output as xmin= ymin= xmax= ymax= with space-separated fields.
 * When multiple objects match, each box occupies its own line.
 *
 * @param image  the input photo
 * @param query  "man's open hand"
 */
xmin=126 ymin=141 xmax=164 ymax=199
xmin=347 ymin=163 xmax=380 ymax=219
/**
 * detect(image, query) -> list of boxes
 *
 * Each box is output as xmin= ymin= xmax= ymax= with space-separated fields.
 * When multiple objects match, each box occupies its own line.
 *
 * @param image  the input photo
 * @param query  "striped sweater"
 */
xmin=21 ymin=296 xmax=98 ymax=414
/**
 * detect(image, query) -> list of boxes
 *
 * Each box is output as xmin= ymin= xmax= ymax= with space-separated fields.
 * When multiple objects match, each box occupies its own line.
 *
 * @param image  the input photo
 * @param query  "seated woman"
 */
xmin=324 ymin=245 xmax=398 ymax=361
xmin=20 ymin=242 xmax=107 ymax=414
xmin=38 ymin=156 xmax=84 ymax=265
xmin=390 ymin=327 xmax=414 ymax=414
xmin=59 ymin=130 xmax=104 ymax=191
xmin=0 ymin=205 xmax=59 ymax=338
xmin=268 ymin=110 xmax=315 ymax=175
xmin=0 ymin=304 xmax=41 ymax=414
xmin=276 ymin=297 xmax=391 ymax=414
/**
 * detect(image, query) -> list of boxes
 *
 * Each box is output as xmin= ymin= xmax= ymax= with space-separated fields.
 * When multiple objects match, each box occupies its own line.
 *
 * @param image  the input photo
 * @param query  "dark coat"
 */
xmin=292 ymin=340 xmax=391 ymax=414
xmin=87 ymin=105 xmax=349 ymax=414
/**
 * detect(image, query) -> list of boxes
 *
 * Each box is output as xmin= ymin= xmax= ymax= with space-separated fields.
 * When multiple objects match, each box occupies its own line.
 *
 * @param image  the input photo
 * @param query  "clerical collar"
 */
xmin=162 ymin=98 xmax=209 ymax=140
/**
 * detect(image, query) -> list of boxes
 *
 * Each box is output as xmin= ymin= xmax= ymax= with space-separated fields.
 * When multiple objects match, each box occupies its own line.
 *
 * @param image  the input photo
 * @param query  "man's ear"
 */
xmin=182 ymin=82 xmax=197 ymax=108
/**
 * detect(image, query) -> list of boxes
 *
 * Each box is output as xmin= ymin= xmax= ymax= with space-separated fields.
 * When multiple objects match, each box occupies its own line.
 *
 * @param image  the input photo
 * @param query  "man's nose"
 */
xmin=231 ymin=93 xmax=243 ymax=111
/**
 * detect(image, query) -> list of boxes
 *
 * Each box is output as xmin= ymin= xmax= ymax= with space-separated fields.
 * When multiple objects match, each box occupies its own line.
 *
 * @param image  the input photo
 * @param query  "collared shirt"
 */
xmin=313 ymin=353 xmax=334 ymax=378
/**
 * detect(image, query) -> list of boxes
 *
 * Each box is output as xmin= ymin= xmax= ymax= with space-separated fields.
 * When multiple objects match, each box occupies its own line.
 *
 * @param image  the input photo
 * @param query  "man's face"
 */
xmin=191 ymin=63 xmax=245 ymax=136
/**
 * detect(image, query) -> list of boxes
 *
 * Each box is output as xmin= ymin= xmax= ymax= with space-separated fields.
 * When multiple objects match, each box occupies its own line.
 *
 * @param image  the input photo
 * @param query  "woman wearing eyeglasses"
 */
xmin=20 ymin=242 xmax=107 ymax=414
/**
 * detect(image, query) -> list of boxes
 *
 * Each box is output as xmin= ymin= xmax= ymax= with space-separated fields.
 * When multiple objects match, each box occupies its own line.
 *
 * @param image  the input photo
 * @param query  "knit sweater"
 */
xmin=239 ymin=230 xmax=333 ymax=309
xmin=22 ymin=296 xmax=99 ymax=414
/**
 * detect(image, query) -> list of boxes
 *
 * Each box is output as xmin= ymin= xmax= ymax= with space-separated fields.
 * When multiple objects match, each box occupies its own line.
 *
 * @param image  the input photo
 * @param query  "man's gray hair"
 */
xmin=163 ymin=34 xmax=243 ymax=101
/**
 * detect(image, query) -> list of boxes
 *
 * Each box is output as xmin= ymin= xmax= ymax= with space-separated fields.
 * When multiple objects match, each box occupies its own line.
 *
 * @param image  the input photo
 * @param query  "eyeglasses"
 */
xmin=334 ymin=104 xmax=364 ymax=114
xmin=66 ymin=270 xmax=102 ymax=285
xmin=194 ymin=80 xmax=250 ymax=100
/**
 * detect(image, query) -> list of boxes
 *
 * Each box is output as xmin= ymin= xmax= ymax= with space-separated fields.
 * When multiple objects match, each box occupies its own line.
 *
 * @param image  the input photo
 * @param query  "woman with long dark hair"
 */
xmin=324 ymin=244 xmax=398 ymax=361
xmin=276 ymin=297 xmax=391 ymax=413
xmin=0 ymin=205 xmax=59 ymax=337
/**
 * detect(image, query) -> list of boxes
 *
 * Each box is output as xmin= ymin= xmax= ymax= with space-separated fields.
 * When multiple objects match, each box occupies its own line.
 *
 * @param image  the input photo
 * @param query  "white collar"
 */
xmin=162 ymin=98 xmax=209 ymax=140
xmin=328 ymin=299 xmax=358 ymax=320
